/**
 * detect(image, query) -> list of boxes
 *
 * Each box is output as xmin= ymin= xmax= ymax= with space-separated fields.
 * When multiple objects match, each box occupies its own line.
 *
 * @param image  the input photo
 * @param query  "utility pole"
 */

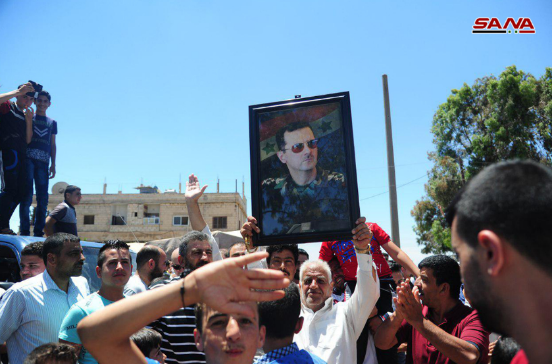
xmin=382 ymin=74 xmax=401 ymax=247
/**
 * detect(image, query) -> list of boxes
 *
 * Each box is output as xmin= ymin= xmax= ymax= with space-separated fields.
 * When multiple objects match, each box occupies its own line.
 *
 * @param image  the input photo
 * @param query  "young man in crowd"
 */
xmin=44 ymin=185 xmax=81 ymax=237
xmin=20 ymin=90 xmax=57 ymax=237
xmin=23 ymin=343 xmax=77 ymax=364
xmin=294 ymin=249 xmax=309 ymax=283
xmin=20 ymin=241 xmax=46 ymax=280
xmin=446 ymin=160 xmax=552 ymax=364
xmin=124 ymin=245 xmax=166 ymax=296
xmin=169 ymin=248 xmax=185 ymax=277
xmin=374 ymin=255 xmax=489 ymax=364
xmin=0 ymin=233 xmax=89 ymax=364
xmin=194 ymin=301 xmax=265 ymax=364
xmin=228 ymin=242 xmax=246 ymax=258
xmin=59 ymin=240 xmax=132 ymax=363
xmin=255 ymin=282 xmax=326 ymax=364
xmin=77 ymin=252 xmax=288 ymax=364
xmin=0 ymin=82 xmax=35 ymax=235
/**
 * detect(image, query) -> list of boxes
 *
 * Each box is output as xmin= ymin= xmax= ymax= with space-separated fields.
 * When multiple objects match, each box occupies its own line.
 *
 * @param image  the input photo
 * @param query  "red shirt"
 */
xmin=319 ymin=222 xmax=392 ymax=280
xmin=396 ymin=304 xmax=490 ymax=364
xmin=510 ymin=350 xmax=529 ymax=364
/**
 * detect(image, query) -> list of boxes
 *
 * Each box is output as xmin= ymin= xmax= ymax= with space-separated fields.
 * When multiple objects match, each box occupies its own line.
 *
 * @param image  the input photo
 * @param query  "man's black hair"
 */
xmin=97 ymin=240 xmax=130 ymax=268
xmin=258 ymin=282 xmax=301 ymax=339
xmin=64 ymin=185 xmax=81 ymax=200
xmin=418 ymin=255 xmax=461 ymax=300
xmin=38 ymin=90 xmax=51 ymax=102
xmin=389 ymin=261 xmax=402 ymax=273
xmin=22 ymin=242 xmax=44 ymax=258
xmin=136 ymin=245 xmax=162 ymax=269
xmin=23 ymin=343 xmax=77 ymax=364
xmin=276 ymin=121 xmax=314 ymax=151
xmin=130 ymin=328 xmax=162 ymax=358
xmin=266 ymin=244 xmax=299 ymax=265
xmin=42 ymin=233 xmax=80 ymax=265
xmin=298 ymin=248 xmax=309 ymax=259
xmin=178 ymin=230 xmax=210 ymax=258
xmin=446 ymin=160 xmax=552 ymax=277
xmin=195 ymin=302 xmax=259 ymax=334
xmin=491 ymin=337 xmax=521 ymax=364
xmin=228 ymin=241 xmax=245 ymax=255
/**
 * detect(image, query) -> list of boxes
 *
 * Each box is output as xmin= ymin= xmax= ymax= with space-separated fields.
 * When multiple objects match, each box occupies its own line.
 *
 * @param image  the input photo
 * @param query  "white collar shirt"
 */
xmin=294 ymin=252 xmax=380 ymax=364
xmin=0 ymin=269 xmax=89 ymax=364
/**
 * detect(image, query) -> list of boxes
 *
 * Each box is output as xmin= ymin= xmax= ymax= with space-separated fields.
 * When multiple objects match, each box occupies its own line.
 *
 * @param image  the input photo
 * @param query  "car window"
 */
xmin=0 ymin=245 xmax=19 ymax=284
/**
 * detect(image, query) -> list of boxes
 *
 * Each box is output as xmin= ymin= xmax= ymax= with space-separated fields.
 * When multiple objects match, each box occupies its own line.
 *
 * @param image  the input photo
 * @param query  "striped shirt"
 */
xmin=0 ymin=270 xmax=90 ymax=364
xmin=149 ymin=274 xmax=206 ymax=364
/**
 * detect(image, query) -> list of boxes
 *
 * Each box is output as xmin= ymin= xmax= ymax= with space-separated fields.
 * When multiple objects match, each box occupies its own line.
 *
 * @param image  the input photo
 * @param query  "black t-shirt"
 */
xmin=0 ymin=101 xmax=27 ymax=151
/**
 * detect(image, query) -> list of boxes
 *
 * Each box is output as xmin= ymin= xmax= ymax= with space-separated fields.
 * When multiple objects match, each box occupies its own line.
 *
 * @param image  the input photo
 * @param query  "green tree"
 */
xmin=412 ymin=66 xmax=552 ymax=254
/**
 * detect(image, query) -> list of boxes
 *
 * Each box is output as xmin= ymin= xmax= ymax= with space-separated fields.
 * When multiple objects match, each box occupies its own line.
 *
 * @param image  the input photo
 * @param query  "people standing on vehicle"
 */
xmin=20 ymin=241 xmax=46 ymax=280
xmin=0 ymin=233 xmax=89 ymax=364
xmin=124 ymin=246 xmax=166 ymax=296
xmin=0 ymin=82 xmax=35 ymax=235
xmin=44 ymin=185 xmax=81 ymax=237
xmin=59 ymin=240 xmax=132 ymax=364
xmin=20 ymin=90 xmax=57 ymax=237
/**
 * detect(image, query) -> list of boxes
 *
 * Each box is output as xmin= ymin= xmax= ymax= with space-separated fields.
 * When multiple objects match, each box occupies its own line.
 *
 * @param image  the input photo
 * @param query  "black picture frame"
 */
xmin=249 ymin=91 xmax=360 ymax=246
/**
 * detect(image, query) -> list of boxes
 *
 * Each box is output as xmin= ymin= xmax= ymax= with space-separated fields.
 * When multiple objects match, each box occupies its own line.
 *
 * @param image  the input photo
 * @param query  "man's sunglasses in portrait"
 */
xmin=282 ymin=139 xmax=318 ymax=153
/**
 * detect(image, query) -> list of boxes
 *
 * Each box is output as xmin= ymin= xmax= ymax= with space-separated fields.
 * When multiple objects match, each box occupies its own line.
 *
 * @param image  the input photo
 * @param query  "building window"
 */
xmin=173 ymin=216 xmax=189 ymax=226
xmin=143 ymin=217 xmax=160 ymax=225
xmin=84 ymin=215 xmax=95 ymax=225
xmin=212 ymin=216 xmax=227 ymax=229
xmin=112 ymin=216 xmax=125 ymax=225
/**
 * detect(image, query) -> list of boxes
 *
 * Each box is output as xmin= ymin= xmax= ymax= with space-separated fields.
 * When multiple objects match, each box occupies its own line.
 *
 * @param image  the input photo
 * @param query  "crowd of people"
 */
xmin=0 ymin=83 xmax=548 ymax=364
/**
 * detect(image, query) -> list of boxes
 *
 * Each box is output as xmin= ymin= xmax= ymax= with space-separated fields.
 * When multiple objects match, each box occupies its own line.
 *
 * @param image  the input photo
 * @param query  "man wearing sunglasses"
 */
xmin=262 ymin=121 xmax=349 ymax=235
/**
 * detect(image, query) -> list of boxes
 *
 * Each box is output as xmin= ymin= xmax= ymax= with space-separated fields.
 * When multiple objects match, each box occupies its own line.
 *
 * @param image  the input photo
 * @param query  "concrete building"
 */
xmin=43 ymin=184 xmax=247 ymax=243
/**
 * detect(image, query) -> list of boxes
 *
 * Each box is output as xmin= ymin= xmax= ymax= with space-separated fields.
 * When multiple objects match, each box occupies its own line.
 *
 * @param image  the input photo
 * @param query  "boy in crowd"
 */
xmin=20 ymin=90 xmax=57 ymax=237
xmin=130 ymin=328 xmax=166 ymax=364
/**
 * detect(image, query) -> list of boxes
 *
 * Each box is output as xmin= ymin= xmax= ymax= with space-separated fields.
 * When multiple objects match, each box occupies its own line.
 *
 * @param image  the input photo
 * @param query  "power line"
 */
xmin=360 ymin=174 xmax=427 ymax=201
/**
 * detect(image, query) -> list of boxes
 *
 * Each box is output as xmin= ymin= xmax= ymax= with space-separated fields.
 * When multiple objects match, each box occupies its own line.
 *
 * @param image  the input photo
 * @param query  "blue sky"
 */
xmin=1 ymin=0 xmax=550 ymax=263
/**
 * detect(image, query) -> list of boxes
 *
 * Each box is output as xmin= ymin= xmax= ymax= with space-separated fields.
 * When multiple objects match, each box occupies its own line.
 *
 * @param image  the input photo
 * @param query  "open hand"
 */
xmin=185 ymin=173 xmax=207 ymax=202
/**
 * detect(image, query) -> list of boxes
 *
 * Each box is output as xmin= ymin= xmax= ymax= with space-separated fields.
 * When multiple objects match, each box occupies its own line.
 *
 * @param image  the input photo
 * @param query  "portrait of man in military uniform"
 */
xmin=261 ymin=120 xmax=351 ymax=236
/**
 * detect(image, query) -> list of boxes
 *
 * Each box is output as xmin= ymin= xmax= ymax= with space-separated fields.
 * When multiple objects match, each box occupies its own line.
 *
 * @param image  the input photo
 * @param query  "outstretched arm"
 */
xmin=185 ymin=173 xmax=208 ymax=231
xmin=0 ymin=83 xmax=33 ymax=105
xmin=383 ymin=241 xmax=420 ymax=278
xmin=78 ymin=252 xmax=289 ymax=364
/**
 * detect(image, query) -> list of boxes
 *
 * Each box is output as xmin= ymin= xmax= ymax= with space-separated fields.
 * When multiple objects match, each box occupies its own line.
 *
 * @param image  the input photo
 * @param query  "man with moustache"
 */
xmin=295 ymin=217 xmax=379 ymax=364
xmin=0 ymin=82 xmax=35 ymax=235
xmin=124 ymin=245 xmax=166 ymax=296
xmin=148 ymin=231 xmax=215 ymax=364
xmin=261 ymin=121 xmax=349 ymax=235
xmin=0 ymin=233 xmax=89 ymax=364
xmin=59 ymin=240 xmax=132 ymax=364
xmin=445 ymin=160 xmax=552 ymax=364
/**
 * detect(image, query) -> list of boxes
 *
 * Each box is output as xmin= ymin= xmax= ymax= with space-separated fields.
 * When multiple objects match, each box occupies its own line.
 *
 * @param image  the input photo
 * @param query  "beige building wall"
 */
xmin=43 ymin=192 xmax=247 ymax=243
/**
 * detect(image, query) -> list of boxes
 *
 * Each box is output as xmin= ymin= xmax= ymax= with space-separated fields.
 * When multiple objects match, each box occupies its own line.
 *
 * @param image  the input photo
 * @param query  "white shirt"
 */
xmin=295 ymin=252 xmax=380 ymax=364
xmin=0 ymin=270 xmax=90 ymax=364
xmin=124 ymin=274 xmax=149 ymax=296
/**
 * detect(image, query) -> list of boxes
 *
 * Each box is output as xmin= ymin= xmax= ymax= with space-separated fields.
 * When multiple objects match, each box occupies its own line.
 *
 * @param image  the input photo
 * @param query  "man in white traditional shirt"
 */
xmin=294 ymin=218 xmax=380 ymax=364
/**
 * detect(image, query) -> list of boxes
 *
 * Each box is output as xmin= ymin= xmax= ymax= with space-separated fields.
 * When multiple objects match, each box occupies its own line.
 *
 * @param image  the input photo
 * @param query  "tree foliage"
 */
xmin=412 ymin=66 xmax=552 ymax=254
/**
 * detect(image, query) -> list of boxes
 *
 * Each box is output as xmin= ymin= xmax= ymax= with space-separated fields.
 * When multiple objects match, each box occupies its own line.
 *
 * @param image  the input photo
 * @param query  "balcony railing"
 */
xmin=143 ymin=217 xmax=160 ymax=225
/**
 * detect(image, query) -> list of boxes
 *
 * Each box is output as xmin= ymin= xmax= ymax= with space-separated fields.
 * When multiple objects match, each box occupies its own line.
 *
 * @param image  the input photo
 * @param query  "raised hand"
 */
xmin=185 ymin=173 xmax=207 ymax=202
xmin=240 ymin=216 xmax=260 ymax=239
xmin=352 ymin=217 xmax=373 ymax=249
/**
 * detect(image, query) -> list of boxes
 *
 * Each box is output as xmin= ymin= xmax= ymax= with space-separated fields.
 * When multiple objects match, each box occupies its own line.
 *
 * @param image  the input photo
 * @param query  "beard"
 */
xmin=189 ymin=260 xmax=209 ymax=271
xmin=463 ymin=257 xmax=508 ymax=335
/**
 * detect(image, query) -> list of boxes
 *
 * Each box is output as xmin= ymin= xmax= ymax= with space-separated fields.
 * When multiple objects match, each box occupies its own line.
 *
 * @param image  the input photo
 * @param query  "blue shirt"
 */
xmin=0 ymin=270 xmax=90 ymax=364
xmin=27 ymin=114 xmax=57 ymax=163
xmin=254 ymin=343 xmax=327 ymax=364
xmin=59 ymin=292 xmax=115 ymax=364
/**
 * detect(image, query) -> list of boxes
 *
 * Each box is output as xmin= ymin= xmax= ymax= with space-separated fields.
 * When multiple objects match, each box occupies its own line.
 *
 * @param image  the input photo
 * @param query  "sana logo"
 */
xmin=472 ymin=17 xmax=535 ymax=34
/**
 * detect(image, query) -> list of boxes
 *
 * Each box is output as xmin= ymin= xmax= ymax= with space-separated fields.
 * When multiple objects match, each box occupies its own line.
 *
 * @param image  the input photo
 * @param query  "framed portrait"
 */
xmin=249 ymin=91 xmax=360 ymax=246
